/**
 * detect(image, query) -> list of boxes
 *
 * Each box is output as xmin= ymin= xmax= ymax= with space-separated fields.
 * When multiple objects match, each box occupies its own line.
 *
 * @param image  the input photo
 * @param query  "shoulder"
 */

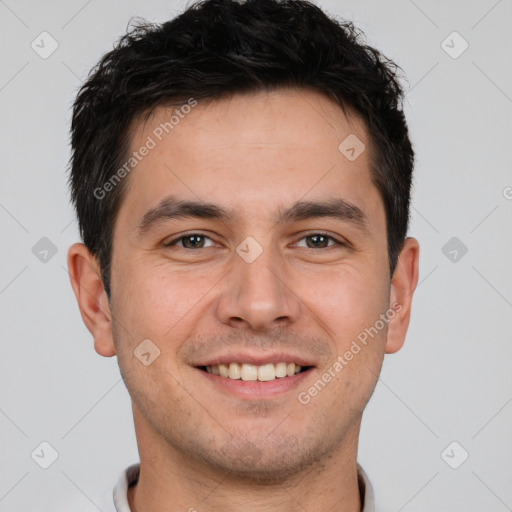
xmin=53 ymin=488 xmax=117 ymax=512
xmin=357 ymin=463 xmax=376 ymax=512
xmin=53 ymin=463 xmax=140 ymax=512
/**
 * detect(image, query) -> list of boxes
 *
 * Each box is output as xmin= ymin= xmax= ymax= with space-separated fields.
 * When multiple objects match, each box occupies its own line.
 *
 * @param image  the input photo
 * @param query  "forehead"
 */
xmin=117 ymin=87 xmax=381 ymax=227
xmin=132 ymin=87 xmax=369 ymax=158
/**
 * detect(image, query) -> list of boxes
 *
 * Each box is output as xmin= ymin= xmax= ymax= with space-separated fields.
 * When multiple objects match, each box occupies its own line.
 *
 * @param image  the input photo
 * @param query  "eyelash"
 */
xmin=164 ymin=232 xmax=346 ymax=250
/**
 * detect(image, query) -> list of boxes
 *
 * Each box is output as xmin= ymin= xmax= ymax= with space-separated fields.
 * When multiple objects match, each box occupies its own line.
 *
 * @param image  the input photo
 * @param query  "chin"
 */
xmin=198 ymin=433 xmax=335 ymax=485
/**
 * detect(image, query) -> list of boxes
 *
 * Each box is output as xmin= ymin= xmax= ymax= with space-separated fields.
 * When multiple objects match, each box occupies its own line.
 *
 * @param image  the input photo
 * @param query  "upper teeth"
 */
xmin=206 ymin=362 xmax=302 ymax=381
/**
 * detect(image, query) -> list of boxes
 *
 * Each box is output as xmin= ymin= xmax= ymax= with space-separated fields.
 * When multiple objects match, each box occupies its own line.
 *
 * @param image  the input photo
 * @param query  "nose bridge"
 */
xmin=215 ymin=239 xmax=301 ymax=330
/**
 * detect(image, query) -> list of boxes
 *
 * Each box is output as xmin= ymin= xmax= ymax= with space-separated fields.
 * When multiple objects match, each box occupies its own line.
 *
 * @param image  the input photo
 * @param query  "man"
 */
xmin=67 ymin=0 xmax=419 ymax=510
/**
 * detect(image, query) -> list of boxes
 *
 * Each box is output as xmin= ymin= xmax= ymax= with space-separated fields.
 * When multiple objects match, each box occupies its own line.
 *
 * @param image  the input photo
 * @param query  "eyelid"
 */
xmin=292 ymin=231 xmax=347 ymax=248
xmin=163 ymin=231 xmax=219 ymax=247
xmin=163 ymin=231 xmax=349 ymax=249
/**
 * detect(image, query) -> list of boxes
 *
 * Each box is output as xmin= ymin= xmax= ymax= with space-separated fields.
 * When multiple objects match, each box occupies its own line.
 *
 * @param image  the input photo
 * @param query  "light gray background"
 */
xmin=1 ymin=0 xmax=511 ymax=510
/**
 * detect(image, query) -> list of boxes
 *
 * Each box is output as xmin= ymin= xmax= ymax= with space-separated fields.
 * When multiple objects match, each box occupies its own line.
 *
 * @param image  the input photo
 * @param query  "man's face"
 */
xmin=108 ymin=88 xmax=392 ymax=480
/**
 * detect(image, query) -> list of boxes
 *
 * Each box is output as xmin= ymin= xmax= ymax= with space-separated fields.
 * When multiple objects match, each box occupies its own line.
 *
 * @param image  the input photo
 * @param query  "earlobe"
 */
xmin=385 ymin=237 xmax=420 ymax=354
xmin=67 ymin=243 xmax=116 ymax=357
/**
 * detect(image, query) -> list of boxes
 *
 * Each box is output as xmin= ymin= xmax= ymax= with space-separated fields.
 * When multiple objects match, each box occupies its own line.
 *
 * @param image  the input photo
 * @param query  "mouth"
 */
xmin=192 ymin=353 xmax=316 ymax=399
xmin=198 ymin=362 xmax=313 ymax=382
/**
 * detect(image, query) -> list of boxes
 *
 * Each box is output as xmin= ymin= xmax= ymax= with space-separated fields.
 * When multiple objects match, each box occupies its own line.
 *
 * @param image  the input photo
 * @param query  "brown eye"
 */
xmin=182 ymin=235 xmax=206 ymax=248
xmin=306 ymin=234 xmax=330 ymax=248
xmin=166 ymin=234 xmax=215 ymax=249
xmin=296 ymin=234 xmax=340 ymax=249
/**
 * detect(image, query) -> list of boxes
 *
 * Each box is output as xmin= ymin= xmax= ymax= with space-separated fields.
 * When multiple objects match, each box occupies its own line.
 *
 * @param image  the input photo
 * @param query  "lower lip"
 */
xmin=196 ymin=368 xmax=314 ymax=400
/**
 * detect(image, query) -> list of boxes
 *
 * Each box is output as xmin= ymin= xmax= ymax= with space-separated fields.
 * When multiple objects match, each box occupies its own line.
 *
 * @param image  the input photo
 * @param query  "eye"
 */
xmin=295 ymin=233 xmax=343 ymax=249
xmin=165 ymin=233 xmax=217 ymax=249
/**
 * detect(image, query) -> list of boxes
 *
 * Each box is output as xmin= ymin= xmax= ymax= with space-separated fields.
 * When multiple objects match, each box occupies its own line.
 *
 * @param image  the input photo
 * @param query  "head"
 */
xmin=68 ymin=0 xmax=419 ymax=483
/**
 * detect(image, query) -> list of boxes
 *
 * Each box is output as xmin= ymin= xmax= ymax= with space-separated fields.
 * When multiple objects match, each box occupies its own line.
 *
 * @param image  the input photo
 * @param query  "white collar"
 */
xmin=113 ymin=462 xmax=375 ymax=511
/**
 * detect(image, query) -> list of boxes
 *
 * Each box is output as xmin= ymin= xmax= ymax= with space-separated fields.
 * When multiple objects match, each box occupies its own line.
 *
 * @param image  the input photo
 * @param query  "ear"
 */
xmin=67 ymin=243 xmax=116 ymax=357
xmin=385 ymin=237 xmax=420 ymax=354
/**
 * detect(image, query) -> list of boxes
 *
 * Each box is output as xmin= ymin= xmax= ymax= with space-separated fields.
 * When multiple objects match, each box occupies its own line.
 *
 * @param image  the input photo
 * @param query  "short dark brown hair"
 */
xmin=69 ymin=0 xmax=414 ymax=296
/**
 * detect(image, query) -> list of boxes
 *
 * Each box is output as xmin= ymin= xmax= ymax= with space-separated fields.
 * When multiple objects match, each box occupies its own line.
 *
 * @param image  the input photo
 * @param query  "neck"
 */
xmin=128 ymin=410 xmax=363 ymax=512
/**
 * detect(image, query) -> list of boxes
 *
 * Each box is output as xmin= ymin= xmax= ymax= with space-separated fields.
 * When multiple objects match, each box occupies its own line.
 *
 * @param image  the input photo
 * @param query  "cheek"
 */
xmin=321 ymin=270 xmax=389 ymax=407
xmin=304 ymin=264 xmax=389 ymax=339
xmin=112 ymin=259 xmax=215 ymax=346
xmin=304 ymin=282 xmax=388 ymax=415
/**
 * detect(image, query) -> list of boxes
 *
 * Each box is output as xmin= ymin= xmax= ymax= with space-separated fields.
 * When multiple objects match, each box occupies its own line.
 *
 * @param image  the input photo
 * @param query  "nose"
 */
xmin=214 ymin=245 xmax=302 ymax=331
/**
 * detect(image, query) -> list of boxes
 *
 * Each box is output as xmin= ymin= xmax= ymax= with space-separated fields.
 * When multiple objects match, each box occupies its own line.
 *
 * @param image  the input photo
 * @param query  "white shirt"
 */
xmin=82 ymin=462 xmax=375 ymax=511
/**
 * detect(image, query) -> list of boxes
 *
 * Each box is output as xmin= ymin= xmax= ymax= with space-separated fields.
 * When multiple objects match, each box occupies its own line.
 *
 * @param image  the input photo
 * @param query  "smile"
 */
xmin=201 ymin=362 xmax=310 ymax=381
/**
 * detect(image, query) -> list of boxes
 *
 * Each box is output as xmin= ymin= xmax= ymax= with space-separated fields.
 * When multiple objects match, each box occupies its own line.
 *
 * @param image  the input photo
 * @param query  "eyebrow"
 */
xmin=136 ymin=195 xmax=369 ymax=235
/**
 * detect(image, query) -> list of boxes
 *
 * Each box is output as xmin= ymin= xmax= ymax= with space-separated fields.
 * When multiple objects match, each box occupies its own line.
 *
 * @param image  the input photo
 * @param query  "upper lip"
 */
xmin=193 ymin=352 xmax=316 ymax=368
